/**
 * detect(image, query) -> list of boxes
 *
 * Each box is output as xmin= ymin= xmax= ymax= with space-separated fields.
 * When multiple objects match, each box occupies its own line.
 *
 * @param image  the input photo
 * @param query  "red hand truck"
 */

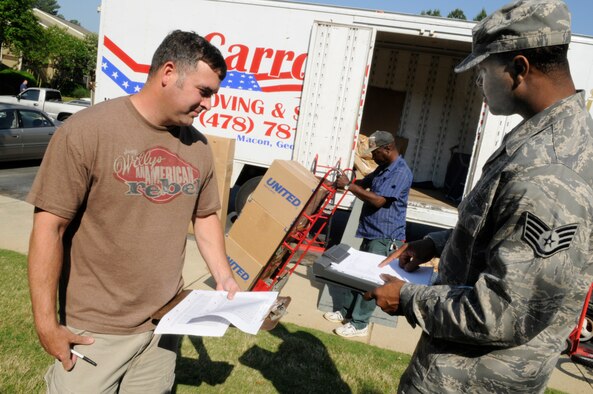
xmin=251 ymin=165 xmax=355 ymax=329
xmin=564 ymin=283 xmax=593 ymax=367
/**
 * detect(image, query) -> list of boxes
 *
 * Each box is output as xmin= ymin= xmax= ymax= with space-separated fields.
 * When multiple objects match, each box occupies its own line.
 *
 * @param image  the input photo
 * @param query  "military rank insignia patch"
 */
xmin=522 ymin=212 xmax=578 ymax=258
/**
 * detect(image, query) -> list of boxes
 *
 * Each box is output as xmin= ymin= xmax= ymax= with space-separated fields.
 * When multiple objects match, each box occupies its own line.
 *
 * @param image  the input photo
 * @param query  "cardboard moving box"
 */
xmin=187 ymin=135 xmax=235 ymax=235
xmin=225 ymin=236 xmax=266 ymax=291
xmin=228 ymin=201 xmax=288 ymax=265
xmin=211 ymin=136 xmax=235 ymax=227
xmin=250 ymin=160 xmax=319 ymax=229
xmin=228 ymin=160 xmax=321 ymax=289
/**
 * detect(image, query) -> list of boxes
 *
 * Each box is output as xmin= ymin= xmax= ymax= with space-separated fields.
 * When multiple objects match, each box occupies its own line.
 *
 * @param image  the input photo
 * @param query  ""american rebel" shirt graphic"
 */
xmin=113 ymin=147 xmax=201 ymax=203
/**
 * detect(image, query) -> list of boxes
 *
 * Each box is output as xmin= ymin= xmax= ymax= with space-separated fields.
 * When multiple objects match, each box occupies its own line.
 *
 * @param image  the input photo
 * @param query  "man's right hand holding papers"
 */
xmin=364 ymin=238 xmax=437 ymax=315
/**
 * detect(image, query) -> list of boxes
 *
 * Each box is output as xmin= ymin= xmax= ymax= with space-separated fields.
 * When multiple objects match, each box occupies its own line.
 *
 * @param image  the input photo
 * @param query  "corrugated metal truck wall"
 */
xmin=368 ymin=46 xmax=481 ymax=188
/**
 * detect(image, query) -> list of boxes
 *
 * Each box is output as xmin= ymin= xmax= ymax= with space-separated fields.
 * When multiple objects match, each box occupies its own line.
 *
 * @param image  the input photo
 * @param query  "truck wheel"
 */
xmin=235 ymin=176 xmax=262 ymax=215
xmin=57 ymin=113 xmax=71 ymax=121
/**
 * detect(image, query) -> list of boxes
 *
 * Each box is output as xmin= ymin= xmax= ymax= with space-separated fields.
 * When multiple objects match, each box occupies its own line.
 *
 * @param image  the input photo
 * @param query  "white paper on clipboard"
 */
xmin=330 ymin=247 xmax=433 ymax=286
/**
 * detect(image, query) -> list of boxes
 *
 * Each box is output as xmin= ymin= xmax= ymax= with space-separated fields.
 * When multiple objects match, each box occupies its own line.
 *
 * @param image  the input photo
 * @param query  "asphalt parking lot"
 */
xmin=0 ymin=160 xmax=39 ymax=200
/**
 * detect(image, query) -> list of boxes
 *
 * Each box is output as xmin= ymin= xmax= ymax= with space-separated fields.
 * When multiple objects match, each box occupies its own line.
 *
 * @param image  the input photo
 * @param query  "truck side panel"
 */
xmin=96 ymin=0 xmax=360 ymax=173
xmin=569 ymin=37 xmax=593 ymax=114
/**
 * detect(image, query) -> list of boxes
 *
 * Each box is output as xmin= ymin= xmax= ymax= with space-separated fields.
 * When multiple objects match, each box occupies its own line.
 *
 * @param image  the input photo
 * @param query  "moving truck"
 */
xmin=95 ymin=0 xmax=593 ymax=229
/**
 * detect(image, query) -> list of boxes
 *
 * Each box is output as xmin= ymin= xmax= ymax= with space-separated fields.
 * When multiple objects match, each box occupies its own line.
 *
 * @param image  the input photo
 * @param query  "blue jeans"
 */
xmin=338 ymin=238 xmax=403 ymax=329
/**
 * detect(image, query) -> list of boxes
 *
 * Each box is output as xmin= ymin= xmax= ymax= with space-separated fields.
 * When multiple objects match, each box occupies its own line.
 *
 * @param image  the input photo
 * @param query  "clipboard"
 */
xmin=312 ymin=244 xmax=380 ymax=293
xmin=313 ymin=243 xmax=433 ymax=293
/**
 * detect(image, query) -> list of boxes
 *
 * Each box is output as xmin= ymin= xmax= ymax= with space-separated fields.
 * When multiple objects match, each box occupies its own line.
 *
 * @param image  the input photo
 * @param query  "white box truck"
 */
xmin=94 ymin=0 xmax=593 ymax=229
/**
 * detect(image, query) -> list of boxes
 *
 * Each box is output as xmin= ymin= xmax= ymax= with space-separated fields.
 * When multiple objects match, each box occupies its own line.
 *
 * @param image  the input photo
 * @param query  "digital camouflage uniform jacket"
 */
xmin=398 ymin=91 xmax=593 ymax=393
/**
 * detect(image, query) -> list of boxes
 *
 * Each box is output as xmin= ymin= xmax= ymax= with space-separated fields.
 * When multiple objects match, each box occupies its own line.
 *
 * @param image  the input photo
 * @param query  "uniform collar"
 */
xmin=487 ymin=91 xmax=585 ymax=164
xmin=504 ymin=91 xmax=584 ymax=156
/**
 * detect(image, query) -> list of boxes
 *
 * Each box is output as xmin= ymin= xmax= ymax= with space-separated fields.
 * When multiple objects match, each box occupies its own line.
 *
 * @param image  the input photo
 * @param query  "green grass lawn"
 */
xmin=0 ymin=249 xmax=567 ymax=393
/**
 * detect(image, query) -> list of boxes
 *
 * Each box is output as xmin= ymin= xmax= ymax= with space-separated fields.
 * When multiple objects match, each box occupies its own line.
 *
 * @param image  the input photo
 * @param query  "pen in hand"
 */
xmin=71 ymin=349 xmax=97 ymax=367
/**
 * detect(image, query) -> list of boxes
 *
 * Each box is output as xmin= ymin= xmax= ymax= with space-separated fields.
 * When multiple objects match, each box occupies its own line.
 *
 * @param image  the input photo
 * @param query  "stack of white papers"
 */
xmin=330 ymin=247 xmax=433 ymax=286
xmin=155 ymin=290 xmax=278 ymax=337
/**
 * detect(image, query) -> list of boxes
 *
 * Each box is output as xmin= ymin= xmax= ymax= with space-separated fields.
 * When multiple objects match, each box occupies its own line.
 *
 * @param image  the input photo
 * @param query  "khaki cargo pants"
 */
xmin=44 ymin=327 xmax=179 ymax=393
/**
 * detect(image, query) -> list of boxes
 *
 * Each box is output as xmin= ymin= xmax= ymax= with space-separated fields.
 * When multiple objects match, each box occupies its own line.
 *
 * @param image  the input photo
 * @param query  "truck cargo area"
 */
xmin=359 ymin=29 xmax=481 ymax=228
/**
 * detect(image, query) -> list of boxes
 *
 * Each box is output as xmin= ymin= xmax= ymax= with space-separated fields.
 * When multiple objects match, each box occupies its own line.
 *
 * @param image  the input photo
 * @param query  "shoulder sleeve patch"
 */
xmin=522 ymin=212 xmax=578 ymax=258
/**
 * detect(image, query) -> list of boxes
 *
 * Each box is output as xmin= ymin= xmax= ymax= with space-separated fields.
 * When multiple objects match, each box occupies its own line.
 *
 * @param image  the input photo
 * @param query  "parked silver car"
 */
xmin=0 ymin=103 xmax=61 ymax=162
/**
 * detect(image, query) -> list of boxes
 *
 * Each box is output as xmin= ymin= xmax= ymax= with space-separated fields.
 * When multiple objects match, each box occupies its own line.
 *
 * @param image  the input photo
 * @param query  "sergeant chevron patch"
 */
xmin=522 ymin=212 xmax=578 ymax=258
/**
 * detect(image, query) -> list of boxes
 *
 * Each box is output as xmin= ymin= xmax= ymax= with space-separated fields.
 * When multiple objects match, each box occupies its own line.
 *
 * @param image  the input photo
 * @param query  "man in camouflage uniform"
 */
xmin=365 ymin=0 xmax=593 ymax=392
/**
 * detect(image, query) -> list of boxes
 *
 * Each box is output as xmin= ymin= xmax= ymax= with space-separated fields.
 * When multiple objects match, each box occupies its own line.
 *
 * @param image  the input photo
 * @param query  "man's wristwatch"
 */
xmin=343 ymin=184 xmax=349 ymax=191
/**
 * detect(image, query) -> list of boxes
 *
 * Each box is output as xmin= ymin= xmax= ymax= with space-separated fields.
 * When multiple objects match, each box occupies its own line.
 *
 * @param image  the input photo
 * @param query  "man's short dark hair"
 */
xmin=493 ymin=44 xmax=570 ymax=75
xmin=148 ymin=30 xmax=227 ymax=80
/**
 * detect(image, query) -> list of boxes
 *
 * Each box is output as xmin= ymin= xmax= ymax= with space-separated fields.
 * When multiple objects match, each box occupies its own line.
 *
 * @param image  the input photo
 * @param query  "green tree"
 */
xmin=82 ymin=33 xmax=98 ymax=83
xmin=474 ymin=8 xmax=488 ymax=21
xmin=447 ymin=9 xmax=467 ymax=20
xmin=420 ymin=9 xmax=441 ymax=17
xmin=0 ymin=0 xmax=44 ymax=55
xmin=31 ymin=0 xmax=60 ymax=15
xmin=44 ymin=26 xmax=96 ymax=94
xmin=20 ymin=33 xmax=50 ymax=81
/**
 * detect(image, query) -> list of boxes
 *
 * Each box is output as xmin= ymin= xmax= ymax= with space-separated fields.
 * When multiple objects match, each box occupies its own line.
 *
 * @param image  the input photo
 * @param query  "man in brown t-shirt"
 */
xmin=27 ymin=30 xmax=240 ymax=392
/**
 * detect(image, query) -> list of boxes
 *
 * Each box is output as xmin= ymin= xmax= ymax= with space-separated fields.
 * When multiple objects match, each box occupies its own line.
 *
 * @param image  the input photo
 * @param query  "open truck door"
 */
xmin=293 ymin=22 xmax=375 ymax=185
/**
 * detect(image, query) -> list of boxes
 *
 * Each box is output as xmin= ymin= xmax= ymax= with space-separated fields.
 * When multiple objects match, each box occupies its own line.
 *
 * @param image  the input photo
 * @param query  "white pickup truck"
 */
xmin=0 ymin=88 xmax=87 ymax=121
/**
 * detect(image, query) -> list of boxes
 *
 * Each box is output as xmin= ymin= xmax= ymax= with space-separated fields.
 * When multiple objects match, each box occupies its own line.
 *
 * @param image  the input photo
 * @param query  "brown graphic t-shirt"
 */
xmin=27 ymin=96 xmax=220 ymax=334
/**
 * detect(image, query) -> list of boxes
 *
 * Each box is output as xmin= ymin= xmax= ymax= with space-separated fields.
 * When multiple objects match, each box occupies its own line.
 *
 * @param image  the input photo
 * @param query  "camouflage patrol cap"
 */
xmin=455 ymin=0 xmax=571 ymax=73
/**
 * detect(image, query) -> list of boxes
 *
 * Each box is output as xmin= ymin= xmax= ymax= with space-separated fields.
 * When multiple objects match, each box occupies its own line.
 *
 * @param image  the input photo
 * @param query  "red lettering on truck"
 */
xmin=205 ymin=32 xmax=306 ymax=81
